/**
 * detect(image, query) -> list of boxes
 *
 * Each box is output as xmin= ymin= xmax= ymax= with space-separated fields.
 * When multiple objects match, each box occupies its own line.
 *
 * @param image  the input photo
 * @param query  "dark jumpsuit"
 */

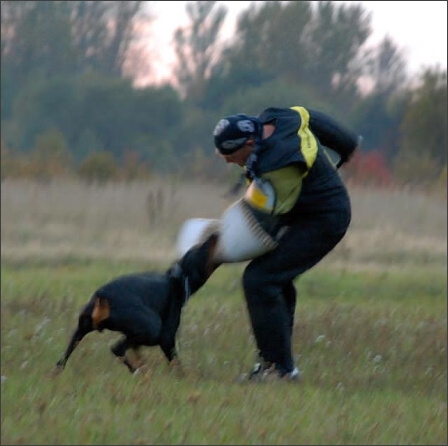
xmin=241 ymin=106 xmax=359 ymax=374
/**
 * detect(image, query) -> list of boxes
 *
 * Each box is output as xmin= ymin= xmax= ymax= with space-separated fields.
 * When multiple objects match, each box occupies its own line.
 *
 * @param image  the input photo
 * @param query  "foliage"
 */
xmin=217 ymin=79 xmax=333 ymax=117
xmin=0 ymin=0 xmax=446 ymax=189
xmin=77 ymin=151 xmax=119 ymax=184
xmin=349 ymin=91 xmax=407 ymax=161
xmin=0 ymin=1 xmax=149 ymax=89
xmin=173 ymin=1 xmax=228 ymax=102
xmin=343 ymin=150 xmax=393 ymax=188
xmin=395 ymin=67 xmax=447 ymax=184
xmin=1 ymin=1 xmax=78 ymax=121
xmin=120 ymin=150 xmax=151 ymax=182
xmin=5 ymin=77 xmax=80 ymax=152
xmin=213 ymin=1 xmax=292 ymax=92
xmin=212 ymin=1 xmax=372 ymax=115
xmin=306 ymin=1 xmax=372 ymax=105
xmin=363 ymin=36 xmax=408 ymax=96
xmin=0 ymin=142 xmax=24 ymax=180
xmin=28 ymin=128 xmax=73 ymax=180
xmin=3 ymin=74 xmax=184 ymax=165
xmin=1 ymin=129 xmax=72 ymax=181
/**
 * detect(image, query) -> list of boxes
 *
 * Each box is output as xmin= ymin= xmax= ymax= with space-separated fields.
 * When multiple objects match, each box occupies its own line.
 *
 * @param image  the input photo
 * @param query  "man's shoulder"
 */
xmin=260 ymin=107 xmax=299 ymax=122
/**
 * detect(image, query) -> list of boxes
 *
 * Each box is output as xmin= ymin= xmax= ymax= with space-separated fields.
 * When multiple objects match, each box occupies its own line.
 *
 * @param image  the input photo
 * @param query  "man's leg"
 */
xmin=242 ymin=214 xmax=348 ymax=377
xmin=283 ymin=281 xmax=297 ymax=337
xmin=243 ymin=271 xmax=294 ymax=374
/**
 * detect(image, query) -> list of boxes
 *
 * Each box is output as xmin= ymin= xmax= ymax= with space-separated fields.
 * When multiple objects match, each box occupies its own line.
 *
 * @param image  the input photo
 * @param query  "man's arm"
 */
xmin=308 ymin=109 xmax=361 ymax=167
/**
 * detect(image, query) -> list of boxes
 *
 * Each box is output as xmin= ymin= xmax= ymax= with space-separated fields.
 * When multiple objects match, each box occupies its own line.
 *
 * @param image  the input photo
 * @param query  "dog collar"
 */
xmin=170 ymin=262 xmax=191 ymax=304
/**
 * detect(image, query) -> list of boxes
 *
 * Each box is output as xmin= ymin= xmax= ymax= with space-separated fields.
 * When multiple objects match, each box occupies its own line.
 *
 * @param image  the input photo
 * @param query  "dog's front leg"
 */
xmin=160 ymin=342 xmax=177 ymax=363
xmin=160 ymin=345 xmax=184 ymax=377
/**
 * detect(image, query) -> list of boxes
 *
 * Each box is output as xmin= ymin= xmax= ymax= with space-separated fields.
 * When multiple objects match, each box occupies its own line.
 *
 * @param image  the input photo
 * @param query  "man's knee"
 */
xmin=243 ymin=266 xmax=262 ymax=295
xmin=243 ymin=266 xmax=280 ymax=305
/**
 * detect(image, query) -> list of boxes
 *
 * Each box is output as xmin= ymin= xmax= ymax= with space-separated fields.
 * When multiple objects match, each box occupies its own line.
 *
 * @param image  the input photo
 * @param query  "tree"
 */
xmin=69 ymin=1 xmax=151 ymax=79
xmin=173 ymin=1 xmax=227 ymax=102
xmin=7 ymin=77 xmax=82 ymax=153
xmin=1 ymin=1 xmax=151 ymax=103
xmin=306 ymin=1 xmax=372 ymax=104
xmin=204 ymin=1 xmax=372 ymax=117
xmin=214 ymin=1 xmax=308 ymax=95
xmin=1 ymin=1 xmax=77 ymax=120
xmin=6 ymin=72 xmax=184 ymax=167
xmin=395 ymin=67 xmax=447 ymax=184
xmin=356 ymin=93 xmax=407 ymax=164
xmin=363 ymin=36 xmax=408 ymax=96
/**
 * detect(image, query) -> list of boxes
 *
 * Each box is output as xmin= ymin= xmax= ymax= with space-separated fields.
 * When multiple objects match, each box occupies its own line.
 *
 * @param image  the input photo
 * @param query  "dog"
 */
xmin=53 ymin=233 xmax=219 ymax=375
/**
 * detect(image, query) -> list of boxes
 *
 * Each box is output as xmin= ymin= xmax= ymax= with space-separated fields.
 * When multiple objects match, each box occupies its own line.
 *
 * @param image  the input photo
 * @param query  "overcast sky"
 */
xmin=147 ymin=0 xmax=447 ymax=84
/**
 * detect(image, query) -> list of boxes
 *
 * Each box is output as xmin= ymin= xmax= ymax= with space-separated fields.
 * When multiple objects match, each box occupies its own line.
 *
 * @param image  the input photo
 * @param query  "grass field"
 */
xmin=1 ymin=178 xmax=447 ymax=445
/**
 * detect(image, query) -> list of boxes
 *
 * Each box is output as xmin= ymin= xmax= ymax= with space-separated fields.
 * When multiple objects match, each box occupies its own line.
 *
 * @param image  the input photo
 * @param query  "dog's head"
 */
xmin=168 ymin=232 xmax=220 ymax=296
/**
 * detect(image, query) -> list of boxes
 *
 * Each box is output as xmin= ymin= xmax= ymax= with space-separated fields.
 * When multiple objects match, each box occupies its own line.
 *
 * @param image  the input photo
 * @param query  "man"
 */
xmin=213 ymin=106 xmax=361 ymax=381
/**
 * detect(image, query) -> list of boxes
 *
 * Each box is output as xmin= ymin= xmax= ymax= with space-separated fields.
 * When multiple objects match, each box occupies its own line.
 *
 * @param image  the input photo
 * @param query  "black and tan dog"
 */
xmin=54 ymin=233 xmax=219 ymax=375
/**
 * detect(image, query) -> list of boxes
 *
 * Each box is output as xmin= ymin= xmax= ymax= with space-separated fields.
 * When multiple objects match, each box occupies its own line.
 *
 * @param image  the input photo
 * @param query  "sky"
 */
xmin=146 ymin=0 xmax=447 ymax=84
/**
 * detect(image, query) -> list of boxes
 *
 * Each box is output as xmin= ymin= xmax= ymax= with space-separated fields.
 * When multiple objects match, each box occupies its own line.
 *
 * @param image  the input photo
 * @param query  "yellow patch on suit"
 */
xmin=290 ymin=106 xmax=318 ymax=174
xmin=244 ymin=179 xmax=276 ymax=213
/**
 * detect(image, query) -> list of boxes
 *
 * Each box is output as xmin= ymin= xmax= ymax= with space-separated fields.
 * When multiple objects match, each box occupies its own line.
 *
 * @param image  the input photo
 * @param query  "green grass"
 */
xmin=1 ymin=260 xmax=446 ymax=445
xmin=1 ymin=179 xmax=446 ymax=444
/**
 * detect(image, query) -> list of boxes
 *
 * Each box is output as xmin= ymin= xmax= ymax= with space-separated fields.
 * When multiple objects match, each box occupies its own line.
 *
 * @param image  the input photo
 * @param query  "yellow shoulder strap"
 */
xmin=290 ymin=106 xmax=318 ymax=172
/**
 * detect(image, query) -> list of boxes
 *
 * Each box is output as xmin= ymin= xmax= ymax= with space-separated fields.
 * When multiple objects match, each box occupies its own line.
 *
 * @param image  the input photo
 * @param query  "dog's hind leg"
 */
xmin=111 ymin=337 xmax=138 ymax=373
xmin=111 ymin=338 xmax=150 ymax=374
xmin=131 ymin=346 xmax=146 ymax=368
xmin=110 ymin=307 xmax=162 ymax=373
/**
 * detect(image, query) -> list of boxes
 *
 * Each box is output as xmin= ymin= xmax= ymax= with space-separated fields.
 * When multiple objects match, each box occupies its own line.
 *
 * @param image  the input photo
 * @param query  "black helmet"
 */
xmin=213 ymin=114 xmax=261 ymax=155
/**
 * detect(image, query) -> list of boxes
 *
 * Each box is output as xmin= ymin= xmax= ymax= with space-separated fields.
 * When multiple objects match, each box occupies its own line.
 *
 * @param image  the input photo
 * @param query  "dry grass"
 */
xmin=1 ymin=178 xmax=229 ymax=263
xmin=1 ymin=178 xmax=446 ymax=272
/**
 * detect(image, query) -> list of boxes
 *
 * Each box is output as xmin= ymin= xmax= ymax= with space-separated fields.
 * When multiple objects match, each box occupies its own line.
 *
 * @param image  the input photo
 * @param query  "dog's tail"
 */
xmin=53 ymin=295 xmax=109 ymax=374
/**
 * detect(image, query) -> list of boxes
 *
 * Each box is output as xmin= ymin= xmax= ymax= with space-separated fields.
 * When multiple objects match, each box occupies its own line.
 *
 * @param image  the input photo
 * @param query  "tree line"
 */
xmin=1 ymin=1 xmax=446 ymax=188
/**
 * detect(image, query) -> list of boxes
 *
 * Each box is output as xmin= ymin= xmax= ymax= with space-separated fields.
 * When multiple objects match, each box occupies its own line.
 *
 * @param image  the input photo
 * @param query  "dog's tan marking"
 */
xmin=91 ymin=297 xmax=110 ymax=328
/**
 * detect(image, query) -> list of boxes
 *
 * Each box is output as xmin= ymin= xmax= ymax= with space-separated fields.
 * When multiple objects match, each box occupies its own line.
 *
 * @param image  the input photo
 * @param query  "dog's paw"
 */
xmin=133 ymin=364 xmax=150 ymax=376
xmin=133 ymin=366 xmax=153 ymax=385
xmin=50 ymin=365 xmax=64 ymax=377
xmin=170 ymin=358 xmax=185 ymax=377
